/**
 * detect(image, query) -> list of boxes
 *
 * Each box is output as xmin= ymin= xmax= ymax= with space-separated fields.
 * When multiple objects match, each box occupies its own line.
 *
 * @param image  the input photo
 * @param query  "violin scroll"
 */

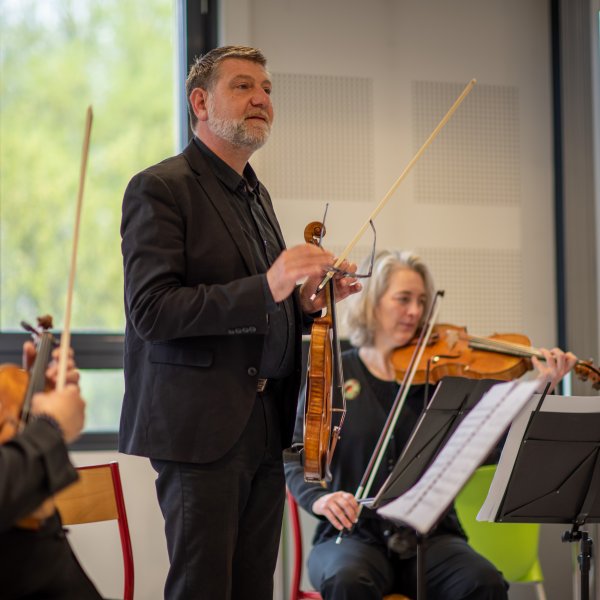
xmin=573 ymin=360 xmax=600 ymax=390
xmin=304 ymin=221 xmax=326 ymax=247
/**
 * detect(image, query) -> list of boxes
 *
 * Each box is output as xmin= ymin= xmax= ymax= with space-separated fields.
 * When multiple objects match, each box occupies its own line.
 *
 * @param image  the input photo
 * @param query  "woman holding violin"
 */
xmin=0 ymin=341 xmax=102 ymax=599
xmin=285 ymin=249 xmax=577 ymax=600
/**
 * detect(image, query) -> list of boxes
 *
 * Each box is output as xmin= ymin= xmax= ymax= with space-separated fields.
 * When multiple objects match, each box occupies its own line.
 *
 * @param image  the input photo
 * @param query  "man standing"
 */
xmin=120 ymin=46 xmax=359 ymax=600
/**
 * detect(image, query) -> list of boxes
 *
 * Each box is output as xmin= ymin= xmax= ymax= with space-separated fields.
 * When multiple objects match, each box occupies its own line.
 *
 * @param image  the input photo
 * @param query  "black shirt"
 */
xmin=193 ymin=137 xmax=295 ymax=379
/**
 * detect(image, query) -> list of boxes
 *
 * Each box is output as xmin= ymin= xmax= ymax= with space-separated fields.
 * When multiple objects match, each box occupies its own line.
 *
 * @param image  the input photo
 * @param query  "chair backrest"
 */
xmin=286 ymin=488 xmax=322 ymax=600
xmin=286 ymin=488 xmax=410 ymax=600
xmin=54 ymin=462 xmax=134 ymax=600
xmin=454 ymin=464 xmax=544 ymax=584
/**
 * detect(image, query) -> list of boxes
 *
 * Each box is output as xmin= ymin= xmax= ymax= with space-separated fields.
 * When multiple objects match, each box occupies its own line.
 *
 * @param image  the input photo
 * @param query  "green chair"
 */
xmin=454 ymin=465 xmax=547 ymax=600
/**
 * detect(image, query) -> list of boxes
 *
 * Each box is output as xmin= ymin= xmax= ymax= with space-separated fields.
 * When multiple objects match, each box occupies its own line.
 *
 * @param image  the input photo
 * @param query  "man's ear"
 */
xmin=189 ymin=87 xmax=209 ymax=122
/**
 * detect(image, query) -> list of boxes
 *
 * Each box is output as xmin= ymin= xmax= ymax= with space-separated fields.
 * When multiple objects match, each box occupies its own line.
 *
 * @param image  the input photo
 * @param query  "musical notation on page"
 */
xmin=376 ymin=379 xmax=540 ymax=534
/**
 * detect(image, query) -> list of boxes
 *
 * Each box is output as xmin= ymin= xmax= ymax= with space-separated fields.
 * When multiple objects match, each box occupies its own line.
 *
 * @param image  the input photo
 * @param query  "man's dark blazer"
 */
xmin=120 ymin=141 xmax=303 ymax=464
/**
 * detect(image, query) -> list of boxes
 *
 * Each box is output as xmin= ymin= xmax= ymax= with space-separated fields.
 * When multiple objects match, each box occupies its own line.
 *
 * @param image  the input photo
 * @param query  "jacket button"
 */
xmin=248 ymin=367 xmax=258 ymax=376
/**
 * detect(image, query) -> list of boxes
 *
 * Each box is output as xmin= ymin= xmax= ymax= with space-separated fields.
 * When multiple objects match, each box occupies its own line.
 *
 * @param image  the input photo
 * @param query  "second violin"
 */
xmin=391 ymin=323 xmax=600 ymax=389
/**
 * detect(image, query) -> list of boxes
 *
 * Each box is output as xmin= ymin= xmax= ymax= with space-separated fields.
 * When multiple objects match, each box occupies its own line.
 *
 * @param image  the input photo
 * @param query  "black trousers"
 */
xmin=151 ymin=390 xmax=285 ymax=600
xmin=0 ymin=513 xmax=102 ymax=600
xmin=308 ymin=534 xmax=509 ymax=600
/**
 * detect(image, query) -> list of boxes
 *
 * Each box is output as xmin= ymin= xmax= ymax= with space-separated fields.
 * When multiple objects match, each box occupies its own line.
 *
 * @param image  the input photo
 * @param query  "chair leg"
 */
xmin=534 ymin=582 xmax=547 ymax=600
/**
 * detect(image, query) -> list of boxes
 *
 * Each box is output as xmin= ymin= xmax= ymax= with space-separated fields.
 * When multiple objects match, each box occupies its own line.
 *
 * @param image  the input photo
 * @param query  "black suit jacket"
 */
xmin=120 ymin=141 xmax=303 ymax=463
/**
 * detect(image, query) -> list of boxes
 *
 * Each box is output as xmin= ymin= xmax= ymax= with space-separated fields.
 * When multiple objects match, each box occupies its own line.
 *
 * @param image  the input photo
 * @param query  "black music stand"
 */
xmin=490 ymin=399 xmax=600 ymax=600
xmin=369 ymin=376 xmax=504 ymax=600
xmin=373 ymin=377 xmax=500 ymax=507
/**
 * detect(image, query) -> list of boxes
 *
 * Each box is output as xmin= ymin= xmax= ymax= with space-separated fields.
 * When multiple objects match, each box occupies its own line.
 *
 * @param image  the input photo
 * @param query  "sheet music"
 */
xmin=376 ymin=379 xmax=539 ymax=534
xmin=478 ymin=393 xmax=600 ymax=521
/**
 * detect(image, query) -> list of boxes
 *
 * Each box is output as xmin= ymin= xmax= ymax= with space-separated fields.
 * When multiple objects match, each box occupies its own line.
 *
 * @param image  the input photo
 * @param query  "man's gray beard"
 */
xmin=207 ymin=107 xmax=270 ymax=151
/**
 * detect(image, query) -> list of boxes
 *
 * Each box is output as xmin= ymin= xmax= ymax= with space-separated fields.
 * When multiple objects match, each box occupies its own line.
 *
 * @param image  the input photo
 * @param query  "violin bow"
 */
xmin=336 ymin=291 xmax=445 ymax=544
xmin=311 ymin=78 xmax=476 ymax=301
xmin=56 ymin=105 xmax=93 ymax=390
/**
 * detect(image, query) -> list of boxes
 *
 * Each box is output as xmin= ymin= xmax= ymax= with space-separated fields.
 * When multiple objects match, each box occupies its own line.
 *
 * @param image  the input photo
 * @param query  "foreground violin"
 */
xmin=391 ymin=323 xmax=600 ymax=389
xmin=303 ymin=221 xmax=346 ymax=483
xmin=0 ymin=316 xmax=58 ymax=527
xmin=0 ymin=316 xmax=56 ymax=444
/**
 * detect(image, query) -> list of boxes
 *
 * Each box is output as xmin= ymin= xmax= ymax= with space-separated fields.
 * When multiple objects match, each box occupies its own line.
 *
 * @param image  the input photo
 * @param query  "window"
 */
xmin=1 ymin=0 xmax=177 ymax=437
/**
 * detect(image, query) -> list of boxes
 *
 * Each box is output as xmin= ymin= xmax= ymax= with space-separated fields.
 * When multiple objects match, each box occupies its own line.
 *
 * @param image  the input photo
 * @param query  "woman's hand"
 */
xmin=32 ymin=385 xmax=86 ymax=444
xmin=532 ymin=347 xmax=577 ymax=392
xmin=312 ymin=491 xmax=360 ymax=530
xmin=22 ymin=341 xmax=80 ymax=389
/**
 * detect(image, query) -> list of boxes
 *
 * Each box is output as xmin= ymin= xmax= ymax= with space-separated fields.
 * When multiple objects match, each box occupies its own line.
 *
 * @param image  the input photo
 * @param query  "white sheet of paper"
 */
xmin=478 ymin=393 xmax=600 ymax=522
xmin=376 ymin=379 xmax=539 ymax=534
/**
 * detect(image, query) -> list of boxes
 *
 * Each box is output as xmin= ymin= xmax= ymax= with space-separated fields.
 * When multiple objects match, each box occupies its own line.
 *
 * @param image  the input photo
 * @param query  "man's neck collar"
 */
xmin=195 ymin=131 xmax=252 ymax=175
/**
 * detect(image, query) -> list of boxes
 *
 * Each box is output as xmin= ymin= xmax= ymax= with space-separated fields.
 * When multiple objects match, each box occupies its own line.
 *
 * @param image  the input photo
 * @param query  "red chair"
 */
xmin=55 ymin=462 xmax=134 ymax=600
xmin=286 ymin=488 xmax=410 ymax=600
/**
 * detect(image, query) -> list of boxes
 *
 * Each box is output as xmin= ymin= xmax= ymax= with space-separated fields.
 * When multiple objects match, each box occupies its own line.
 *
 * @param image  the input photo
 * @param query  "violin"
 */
xmin=303 ymin=221 xmax=346 ymax=483
xmin=0 ymin=316 xmax=56 ymax=444
xmin=391 ymin=323 xmax=600 ymax=389
xmin=0 ymin=316 xmax=58 ymax=527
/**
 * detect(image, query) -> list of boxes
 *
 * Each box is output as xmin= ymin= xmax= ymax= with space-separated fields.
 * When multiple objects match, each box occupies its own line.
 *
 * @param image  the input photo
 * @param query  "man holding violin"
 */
xmin=0 ymin=342 xmax=102 ymax=599
xmin=119 ymin=45 xmax=359 ymax=600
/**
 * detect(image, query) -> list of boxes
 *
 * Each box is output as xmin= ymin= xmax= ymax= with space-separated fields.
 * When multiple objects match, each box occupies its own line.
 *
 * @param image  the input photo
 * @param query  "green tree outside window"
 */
xmin=1 ymin=0 xmax=175 ymax=331
xmin=1 ymin=0 xmax=176 ymax=432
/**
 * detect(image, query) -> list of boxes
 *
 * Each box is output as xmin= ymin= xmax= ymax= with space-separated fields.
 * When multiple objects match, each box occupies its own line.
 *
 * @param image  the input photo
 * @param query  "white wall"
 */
xmin=226 ymin=0 xmax=558 ymax=348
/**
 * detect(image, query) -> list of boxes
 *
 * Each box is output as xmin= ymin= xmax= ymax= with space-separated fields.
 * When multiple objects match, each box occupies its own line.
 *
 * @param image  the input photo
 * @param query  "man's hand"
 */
xmin=266 ymin=244 xmax=335 ymax=304
xmin=299 ymin=257 xmax=361 ymax=314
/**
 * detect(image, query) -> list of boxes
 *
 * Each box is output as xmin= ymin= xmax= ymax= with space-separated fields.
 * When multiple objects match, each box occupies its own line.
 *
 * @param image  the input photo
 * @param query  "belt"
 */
xmin=257 ymin=378 xmax=268 ymax=393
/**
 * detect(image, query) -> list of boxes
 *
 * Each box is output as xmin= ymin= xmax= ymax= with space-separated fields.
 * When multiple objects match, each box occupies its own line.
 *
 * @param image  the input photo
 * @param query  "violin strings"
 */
xmin=466 ymin=334 xmax=544 ymax=359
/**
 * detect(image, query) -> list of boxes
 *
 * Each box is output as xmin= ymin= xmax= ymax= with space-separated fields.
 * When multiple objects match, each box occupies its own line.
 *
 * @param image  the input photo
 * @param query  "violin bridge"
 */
xmin=445 ymin=329 xmax=459 ymax=350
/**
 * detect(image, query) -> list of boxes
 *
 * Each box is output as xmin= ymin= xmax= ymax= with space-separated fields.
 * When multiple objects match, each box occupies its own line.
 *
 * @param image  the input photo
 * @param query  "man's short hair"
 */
xmin=186 ymin=45 xmax=268 ymax=129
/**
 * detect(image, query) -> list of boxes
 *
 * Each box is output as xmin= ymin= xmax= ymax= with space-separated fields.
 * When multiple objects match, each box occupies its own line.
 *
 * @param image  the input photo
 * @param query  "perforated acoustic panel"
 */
xmin=417 ymin=247 xmax=523 ymax=335
xmin=413 ymin=81 xmax=520 ymax=206
xmin=327 ymin=246 xmax=522 ymax=340
xmin=252 ymin=73 xmax=374 ymax=201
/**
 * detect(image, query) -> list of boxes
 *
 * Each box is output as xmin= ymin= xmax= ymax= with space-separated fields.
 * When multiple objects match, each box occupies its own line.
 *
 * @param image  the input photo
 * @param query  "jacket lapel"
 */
xmin=182 ymin=142 xmax=258 ymax=275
